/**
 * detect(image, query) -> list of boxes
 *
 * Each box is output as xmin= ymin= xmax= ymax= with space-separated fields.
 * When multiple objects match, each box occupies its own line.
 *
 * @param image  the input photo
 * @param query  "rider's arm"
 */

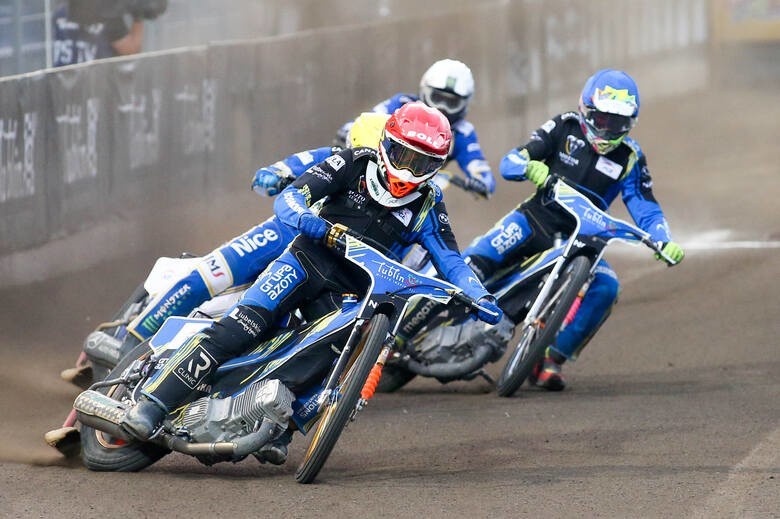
xmin=499 ymin=114 xmax=564 ymax=181
xmin=450 ymin=120 xmax=496 ymax=193
xmin=269 ymin=147 xmax=340 ymax=179
xmin=620 ymin=141 xmax=672 ymax=243
xmin=416 ymin=191 xmax=491 ymax=302
xmin=253 ymin=146 xmax=341 ymax=197
xmin=274 ymin=149 xmax=356 ymax=229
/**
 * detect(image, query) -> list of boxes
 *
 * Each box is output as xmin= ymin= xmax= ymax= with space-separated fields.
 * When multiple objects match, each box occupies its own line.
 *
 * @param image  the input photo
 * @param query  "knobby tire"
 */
xmin=80 ymin=342 xmax=170 ymax=471
xmin=295 ymin=314 xmax=390 ymax=483
xmin=496 ymin=256 xmax=592 ymax=397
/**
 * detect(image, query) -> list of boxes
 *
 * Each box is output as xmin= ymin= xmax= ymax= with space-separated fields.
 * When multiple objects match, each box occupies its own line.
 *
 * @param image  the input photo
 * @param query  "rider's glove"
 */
xmin=476 ymin=295 xmax=503 ymax=325
xmin=252 ymin=167 xmax=284 ymax=197
xmin=297 ymin=213 xmax=328 ymax=240
xmin=525 ymin=160 xmax=550 ymax=188
xmin=464 ymin=176 xmax=490 ymax=197
xmin=656 ymin=241 xmax=685 ymax=265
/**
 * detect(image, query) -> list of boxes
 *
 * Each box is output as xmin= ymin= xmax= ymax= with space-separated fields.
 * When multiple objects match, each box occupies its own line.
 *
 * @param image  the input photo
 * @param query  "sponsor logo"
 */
xmin=581 ymin=207 xmax=611 ymax=229
xmin=173 ymin=346 xmax=216 ymax=389
xmin=541 ymin=119 xmax=556 ymax=133
xmin=204 ymin=254 xmax=226 ymax=278
xmin=438 ymin=212 xmax=450 ymax=225
xmin=325 ymin=154 xmax=346 ymax=171
xmin=392 ymin=207 xmax=413 ymax=226
xmin=152 ymin=284 xmax=192 ymax=322
xmin=309 ymin=165 xmax=333 ymax=182
xmin=559 ymin=135 xmax=585 ymax=166
xmin=370 ymin=260 xmax=420 ymax=287
xmin=401 ymin=298 xmax=440 ymax=335
xmin=490 ymin=222 xmax=524 ymax=254
xmin=352 ymin=147 xmax=374 ymax=158
xmin=282 ymin=190 xmax=308 ymax=215
xmin=573 ymin=239 xmax=587 ymax=248
xmin=595 ymin=155 xmax=622 ymax=179
xmin=258 ymin=263 xmax=299 ymax=301
xmin=229 ymin=228 xmax=280 ymax=258
xmin=228 ymin=306 xmax=265 ymax=338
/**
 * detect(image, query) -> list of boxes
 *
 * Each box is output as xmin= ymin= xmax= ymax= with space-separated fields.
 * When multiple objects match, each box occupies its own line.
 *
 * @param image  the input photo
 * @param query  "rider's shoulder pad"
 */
xmin=621 ymin=136 xmax=644 ymax=158
xmin=350 ymin=146 xmax=377 ymax=160
xmin=452 ymin=119 xmax=475 ymax=136
xmin=561 ymin=111 xmax=579 ymax=121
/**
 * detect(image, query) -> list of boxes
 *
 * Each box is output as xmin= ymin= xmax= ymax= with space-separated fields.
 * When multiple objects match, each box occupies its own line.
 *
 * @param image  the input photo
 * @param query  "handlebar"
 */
xmin=436 ymin=171 xmax=490 ymax=199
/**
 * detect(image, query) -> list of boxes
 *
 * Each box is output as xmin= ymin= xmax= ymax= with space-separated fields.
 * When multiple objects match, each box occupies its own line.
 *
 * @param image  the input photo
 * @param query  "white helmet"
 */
xmin=419 ymin=59 xmax=474 ymax=123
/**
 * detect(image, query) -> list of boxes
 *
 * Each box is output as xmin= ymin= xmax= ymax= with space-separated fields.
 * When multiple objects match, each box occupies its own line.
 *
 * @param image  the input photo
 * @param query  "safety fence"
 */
xmin=0 ymin=0 xmax=708 ymax=285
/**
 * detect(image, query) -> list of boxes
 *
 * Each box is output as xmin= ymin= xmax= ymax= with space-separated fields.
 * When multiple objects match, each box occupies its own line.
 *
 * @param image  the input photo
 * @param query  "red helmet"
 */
xmin=378 ymin=102 xmax=451 ymax=199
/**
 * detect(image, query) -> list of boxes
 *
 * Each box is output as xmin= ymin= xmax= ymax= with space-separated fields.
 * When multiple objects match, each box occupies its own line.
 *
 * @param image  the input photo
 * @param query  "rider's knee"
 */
xmin=204 ymin=304 xmax=273 ymax=357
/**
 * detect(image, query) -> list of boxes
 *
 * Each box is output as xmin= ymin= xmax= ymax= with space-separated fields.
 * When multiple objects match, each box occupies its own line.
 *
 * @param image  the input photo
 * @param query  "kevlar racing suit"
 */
xmin=464 ymin=111 xmax=674 ymax=360
xmin=139 ymin=146 xmax=494 ymax=410
xmin=337 ymin=93 xmax=496 ymax=193
xmin=125 ymin=147 xmax=340 ymax=344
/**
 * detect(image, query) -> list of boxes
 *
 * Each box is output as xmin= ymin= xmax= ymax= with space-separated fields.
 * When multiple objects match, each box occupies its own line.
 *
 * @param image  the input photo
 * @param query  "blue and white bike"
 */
xmin=72 ymin=224 xmax=496 ymax=483
xmin=494 ymin=175 xmax=678 ymax=396
xmin=384 ymin=175 xmax=677 ymax=396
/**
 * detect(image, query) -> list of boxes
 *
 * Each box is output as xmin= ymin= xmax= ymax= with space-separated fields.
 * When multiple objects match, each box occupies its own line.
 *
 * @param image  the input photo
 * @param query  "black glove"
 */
xmin=128 ymin=0 xmax=168 ymax=20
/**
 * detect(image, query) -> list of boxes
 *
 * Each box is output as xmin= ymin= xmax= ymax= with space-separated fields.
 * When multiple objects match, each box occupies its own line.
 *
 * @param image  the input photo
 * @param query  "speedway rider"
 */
xmin=337 ymin=59 xmax=496 ymax=196
xmin=70 ymin=113 xmax=392 ymax=382
xmin=121 ymin=102 xmax=503 ymax=463
xmin=463 ymin=69 xmax=685 ymax=390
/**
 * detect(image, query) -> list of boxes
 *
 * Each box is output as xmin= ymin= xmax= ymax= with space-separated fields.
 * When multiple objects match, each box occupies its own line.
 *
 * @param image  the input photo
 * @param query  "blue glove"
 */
xmin=476 ymin=295 xmax=503 ymax=325
xmin=297 ymin=213 xmax=328 ymax=239
xmin=252 ymin=168 xmax=283 ymax=197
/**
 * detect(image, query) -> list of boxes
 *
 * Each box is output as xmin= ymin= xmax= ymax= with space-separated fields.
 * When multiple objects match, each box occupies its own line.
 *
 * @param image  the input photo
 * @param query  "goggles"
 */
xmin=581 ymin=107 xmax=635 ymax=140
xmin=381 ymin=134 xmax=446 ymax=178
xmin=428 ymin=88 xmax=468 ymax=114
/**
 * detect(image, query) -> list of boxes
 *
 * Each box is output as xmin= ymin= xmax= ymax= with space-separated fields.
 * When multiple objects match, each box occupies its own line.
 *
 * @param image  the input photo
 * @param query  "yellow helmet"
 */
xmin=346 ymin=112 xmax=391 ymax=149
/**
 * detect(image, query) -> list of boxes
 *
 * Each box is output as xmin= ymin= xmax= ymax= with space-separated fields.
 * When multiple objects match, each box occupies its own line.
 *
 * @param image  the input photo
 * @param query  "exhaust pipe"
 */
xmin=74 ymin=389 xmax=134 ymax=441
xmin=75 ymin=390 xmax=279 ymax=458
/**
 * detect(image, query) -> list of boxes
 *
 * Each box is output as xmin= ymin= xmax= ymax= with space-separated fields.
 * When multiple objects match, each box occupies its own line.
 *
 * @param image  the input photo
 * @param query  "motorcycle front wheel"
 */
xmin=496 ymin=256 xmax=592 ymax=397
xmin=80 ymin=342 xmax=170 ymax=471
xmin=295 ymin=313 xmax=390 ymax=483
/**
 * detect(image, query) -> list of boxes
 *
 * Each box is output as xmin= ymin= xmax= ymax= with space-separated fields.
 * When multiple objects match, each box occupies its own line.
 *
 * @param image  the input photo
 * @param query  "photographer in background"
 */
xmin=52 ymin=0 xmax=167 ymax=67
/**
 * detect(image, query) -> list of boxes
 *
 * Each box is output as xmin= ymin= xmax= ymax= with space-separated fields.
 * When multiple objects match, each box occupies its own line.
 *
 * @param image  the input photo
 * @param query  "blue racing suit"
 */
xmin=338 ymin=93 xmax=496 ymax=193
xmin=464 ymin=111 xmax=674 ymax=360
xmin=126 ymin=147 xmax=338 ymax=341
xmin=140 ymin=146 xmax=495 ymax=407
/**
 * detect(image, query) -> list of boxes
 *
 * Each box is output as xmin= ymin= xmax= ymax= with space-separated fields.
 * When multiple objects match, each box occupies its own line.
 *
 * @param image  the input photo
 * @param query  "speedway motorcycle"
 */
xmin=380 ymin=175 xmax=678 ymax=395
xmin=64 ymin=224 xmax=497 ymax=483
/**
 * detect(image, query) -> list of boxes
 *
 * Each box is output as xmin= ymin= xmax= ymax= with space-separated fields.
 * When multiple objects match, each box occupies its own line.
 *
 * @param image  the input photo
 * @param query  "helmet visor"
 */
xmin=428 ymin=88 xmax=468 ymax=114
xmin=581 ymin=107 xmax=635 ymax=140
xmin=381 ymin=134 xmax=446 ymax=178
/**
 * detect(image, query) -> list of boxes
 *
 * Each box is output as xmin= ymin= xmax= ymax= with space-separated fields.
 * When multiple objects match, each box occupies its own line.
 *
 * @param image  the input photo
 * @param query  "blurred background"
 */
xmin=0 ymin=0 xmax=777 ymax=287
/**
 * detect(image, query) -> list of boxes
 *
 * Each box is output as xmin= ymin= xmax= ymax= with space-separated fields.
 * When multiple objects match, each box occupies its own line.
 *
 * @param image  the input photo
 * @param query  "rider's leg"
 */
xmin=534 ymin=261 xmax=620 ymax=390
xmin=125 ymin=216 xmax=297 ymax=343
xmin=122 ymin=250 xmax=308 ymax=440
xmin=462 ymin=208 xmax=538 ymax=281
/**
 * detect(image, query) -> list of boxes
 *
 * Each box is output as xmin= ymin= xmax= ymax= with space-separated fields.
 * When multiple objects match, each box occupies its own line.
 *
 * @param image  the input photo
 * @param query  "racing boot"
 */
xmin=529 ymin=347 xmax=567 ymax=391
xmin=255 ymin=428 xmax=294 ymax=465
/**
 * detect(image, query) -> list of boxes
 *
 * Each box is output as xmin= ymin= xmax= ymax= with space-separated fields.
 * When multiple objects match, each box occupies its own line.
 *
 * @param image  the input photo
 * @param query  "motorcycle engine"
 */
xmin=171 ymin=379 xmax=293 ymax=444
xmin=410 ymin=315 xmax=515 ymax=364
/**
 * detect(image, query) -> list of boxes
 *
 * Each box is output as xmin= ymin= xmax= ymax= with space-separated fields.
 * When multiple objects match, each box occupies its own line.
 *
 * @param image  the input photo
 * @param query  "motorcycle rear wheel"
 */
xmin=80 ymin=342 xmax=170 ymax=471
xmin=375 ymin=364 xmax=417 ymax=393
xmin=496 ymin=256 xmax=591 ymax=397
xmin=295 ymin=313 xmax=389 ymax=483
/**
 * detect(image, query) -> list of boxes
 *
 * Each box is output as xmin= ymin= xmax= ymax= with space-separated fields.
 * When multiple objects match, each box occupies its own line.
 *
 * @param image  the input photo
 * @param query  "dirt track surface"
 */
xmin=1 ymin=68 xmax=779 ymax=517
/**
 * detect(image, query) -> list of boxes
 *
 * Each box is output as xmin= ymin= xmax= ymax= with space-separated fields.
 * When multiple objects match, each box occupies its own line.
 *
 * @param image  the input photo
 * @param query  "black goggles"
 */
xmin=428 ymin=89 xmax=468 ymax=112
xmin=381 ymin=135 xmax=446 ymax=177
xmin=582 ymin=107 xmax=635 ymax=137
